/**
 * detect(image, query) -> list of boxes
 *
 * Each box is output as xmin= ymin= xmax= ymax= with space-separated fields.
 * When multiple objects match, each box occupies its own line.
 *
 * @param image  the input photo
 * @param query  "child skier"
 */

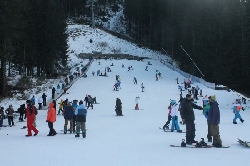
xmin=170 ymin=100 xmax=182 ymax=132
xmin=233 ymin=99 xmax=244 ymax=124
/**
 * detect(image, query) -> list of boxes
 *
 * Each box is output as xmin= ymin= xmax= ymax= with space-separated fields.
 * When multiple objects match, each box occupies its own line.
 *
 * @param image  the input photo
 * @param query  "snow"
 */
xmin=1 ymin=25 xmax=250 ymax=166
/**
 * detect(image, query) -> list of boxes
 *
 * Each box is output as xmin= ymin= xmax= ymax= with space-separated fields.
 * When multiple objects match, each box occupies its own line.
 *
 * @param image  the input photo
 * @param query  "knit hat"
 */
xmin=186 ymin=94 xmax=191 ymax=98
xmin=208 ymin=95 xmax=216 ymax=101
xmin=26 ymin=100 xmax=31 ymax=104
xmin=79 ymin=100 xmax=83 ymax=105
xmin=170 ymin=100 xmax=176 ymax=105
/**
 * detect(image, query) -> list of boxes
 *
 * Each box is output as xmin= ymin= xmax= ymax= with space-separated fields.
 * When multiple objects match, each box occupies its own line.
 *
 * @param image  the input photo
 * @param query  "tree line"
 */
xmin=124 ymin=0 xmax=250 ymax=95
xmin=0 ymin=0 xmax=68 ymax=96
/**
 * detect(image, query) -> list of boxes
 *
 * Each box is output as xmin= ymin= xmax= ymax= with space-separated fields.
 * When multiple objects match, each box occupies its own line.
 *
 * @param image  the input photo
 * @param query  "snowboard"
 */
xmin=237 ymin=138 xmax=250 ymax=147
xmin=159 ymin=127 xmax=185 ymax=133
xmin=170 ymin=145 xmax=230 ymax=148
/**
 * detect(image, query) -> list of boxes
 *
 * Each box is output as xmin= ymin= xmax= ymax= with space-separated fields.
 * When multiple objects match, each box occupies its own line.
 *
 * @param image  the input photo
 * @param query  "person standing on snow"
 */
xmin=46 ymin=102 xmax=57 ymax=136
xmin=38 ymin=97 xmax=43 ymax=110
xmin=74 ymin=100 xmax=87 ymax=138
xmin=203 ymin=98 xmax=212 ymax=142
xmin=25 ymin=100 xmax=39 ymax=136
xmin=57 ymin=84 xmax=61 ymax=94
xmin=162 ymin=103 xmax=172 ymax=131
xmin=170 ymin=100 xmax=182 ymax=132
xmin=133 ymin=77 xmax=137 ymax=84
xmin=115 ymin=98 xmax=123 ymax=116
xmin=5 ymin=105 xmax=15 ymax=127
xmin=208 ymin=95 xmax=222 ymax=147
xmin=180 ymin=94 xmax=203 ymax=145
xmin=141 ymin=82 xmax=145 ymax=92
xmin=52 ymin=87 xmax=56 ymax=99
xmin=63 ymin=102 xmax=74 ymax=134
xmin=135 ymin=97 xmax=140 ymax=110
xmin=42 ymin=93 xmax=47 ymax=106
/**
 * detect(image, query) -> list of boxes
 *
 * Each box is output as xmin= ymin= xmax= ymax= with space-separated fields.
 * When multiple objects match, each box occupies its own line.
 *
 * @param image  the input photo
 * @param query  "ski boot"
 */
xmin=240 ymin=118 xmax=244 ymax=123
xmin=75 ymin=133 xmax=80 ymax=137
xmin=181 ymin=139 xmax=186 ymax=147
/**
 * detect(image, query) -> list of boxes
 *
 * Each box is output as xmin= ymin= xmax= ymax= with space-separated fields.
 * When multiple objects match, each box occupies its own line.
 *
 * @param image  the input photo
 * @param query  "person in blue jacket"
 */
xmin=74 ymin=100 xmax=87 ymax=138
xmin=63 ymin=102 xmax=74 ymax=134
xmin=208 ymin=95 xmax=222 ymax=147
xmin=203 ymin=100 xmax=212 ymax=142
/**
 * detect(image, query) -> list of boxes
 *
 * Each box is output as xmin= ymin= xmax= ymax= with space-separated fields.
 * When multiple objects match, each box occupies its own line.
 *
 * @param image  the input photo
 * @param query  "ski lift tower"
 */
xmin=91 ymin=0 xmax=98 ymax=29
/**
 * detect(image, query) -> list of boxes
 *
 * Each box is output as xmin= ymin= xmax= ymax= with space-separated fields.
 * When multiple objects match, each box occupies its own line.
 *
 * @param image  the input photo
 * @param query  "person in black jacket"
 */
xmin=52 ymin=87 xmax=56 ymax=99
xmin=180 ymin=94 xmax=203 ymax=145
xmin=42 ymin=93 xmax=47 ymax=106
xmin=115 ymin=98 xmax=123 ymax=116
xmin=18 ymin=104 xmax=26 ymax=122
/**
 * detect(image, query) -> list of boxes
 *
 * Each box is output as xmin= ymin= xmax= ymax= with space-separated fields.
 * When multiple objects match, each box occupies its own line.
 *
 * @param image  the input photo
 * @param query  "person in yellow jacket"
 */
xmin=46 ymin=102 xmax=57 ymax=136
xmin=57 ymin=99 xmax=64 ymax=115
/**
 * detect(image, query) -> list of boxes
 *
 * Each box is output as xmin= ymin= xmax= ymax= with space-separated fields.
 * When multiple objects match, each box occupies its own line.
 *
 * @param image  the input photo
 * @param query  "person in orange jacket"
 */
xmin=46 ymin=102 xmax=57 ymax=136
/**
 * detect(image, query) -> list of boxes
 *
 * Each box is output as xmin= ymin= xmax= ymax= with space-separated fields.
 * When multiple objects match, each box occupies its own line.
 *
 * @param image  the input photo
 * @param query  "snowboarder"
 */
xmin=46 ymin=102 xmax=57 ymax=136
xmin=135 ymin=97 xmax=140 ymax=110
xmin=180 ymin=94 xmax=203 ymax=145
xmin=208 ymin=95 xmax=222 ymax=147
xmin=84 ymin=95 xmax=88 ymax=106
xmin=233 ymin=99 xmax=244 ymax=124
xmin=203 ymin=99 xmax=212 ymax=142
xmin=63 ymin=102 xmax=74 ymax=134
xmin=163 ymin=103 xmax=172 ymax=130
xmin=115 ymin=98 xmax=123 ymax=116
xmin=87 ymin=95 xmax=93 ymax=109
xmin=170 ymin=100 xmax=182 ymax=132
xmin=74 ymin=100 xmax=87 ymax=138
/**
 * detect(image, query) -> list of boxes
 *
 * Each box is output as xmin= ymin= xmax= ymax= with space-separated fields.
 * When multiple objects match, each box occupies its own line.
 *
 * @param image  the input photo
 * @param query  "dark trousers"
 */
xmin=19 ymin=113 xmax=24 ymax=121
xmin=163 ymin=115 xmax=172 ymax=128
xmin=207 ymin=121 xmax=212 ymax=141
xmin=185 ymin=120 xmax=195 ymax=143
xmin=52 ymin=93 xmax=55 ymax=99
xmin=43 ymin=99 xmax=46 ymax=106
xmin=73 ymin=115 xmax=76 ymax=132
xmin=87 ymin=102 xmax=93 ymax=109
xmin=115 ymin=108 xmax=122 ymax=116
xmin=8 ymin=116 xmax=14 ymax=126
xmin=48 ymin=122 xmax=56 ymax=135
xmin=38 ymin=103 xmax=42 ymax=110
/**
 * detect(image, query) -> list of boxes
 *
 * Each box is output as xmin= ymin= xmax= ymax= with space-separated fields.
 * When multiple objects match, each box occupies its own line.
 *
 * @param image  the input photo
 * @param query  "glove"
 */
xmin=46 ymin=120 xmax=48 ymax=122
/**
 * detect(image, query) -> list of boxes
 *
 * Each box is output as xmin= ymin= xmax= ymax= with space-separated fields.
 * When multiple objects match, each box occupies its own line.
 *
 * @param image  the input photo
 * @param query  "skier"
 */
xmin=84 ymin=95 xmax=88 ymax=106
xmin=145 ymin=66 xmax=148 ymax=71
xmin=170 ymin=100 xmax=182 ymax=132
xmin=141 ymin=82 xmax=145 ymax=92
xmin=74 ymin=100 xmax=87 ymax=138
xmin=113 ymin=83 xmax=118 ymax=91
xmin=233 ymin=99 xmax=244 ymax=124
xmin=57 ymin=99 xmax=64 ymax=115
xmin=5 ymin=105 xmax=15 ymax=127
xmin=156 ymin=73 xmax=158 ymax=81
xmin=46 ymin=102 xmax=57 ymax=136
xmin=133 ymin=77 xmax=137 ymax=84
xmin=115 ymin=98 xmax=123 ymax=116
xmin=135 ymin=97 xmax=140 ymax=110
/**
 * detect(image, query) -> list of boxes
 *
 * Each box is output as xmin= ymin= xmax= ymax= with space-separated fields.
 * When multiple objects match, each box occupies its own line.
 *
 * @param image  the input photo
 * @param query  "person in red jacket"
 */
xmin=25 ymin=100 xmax=39 ymax=137
xmin=46 ymin=102 xmax=57 ymax=136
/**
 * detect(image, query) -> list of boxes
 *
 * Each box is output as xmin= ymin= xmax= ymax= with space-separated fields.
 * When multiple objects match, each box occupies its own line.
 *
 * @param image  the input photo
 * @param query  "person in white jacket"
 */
xmin=135 ymin=97 xmax=140 ymax=110
xmin=38 ymin=97 xmax=43 ymax=110
xmin=170 ymin=100 xmax=182 ymax=132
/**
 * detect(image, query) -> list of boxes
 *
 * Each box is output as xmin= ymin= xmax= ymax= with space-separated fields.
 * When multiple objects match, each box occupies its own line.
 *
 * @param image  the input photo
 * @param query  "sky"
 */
xmin=1 ymin=24 xmax=250 ymax=166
